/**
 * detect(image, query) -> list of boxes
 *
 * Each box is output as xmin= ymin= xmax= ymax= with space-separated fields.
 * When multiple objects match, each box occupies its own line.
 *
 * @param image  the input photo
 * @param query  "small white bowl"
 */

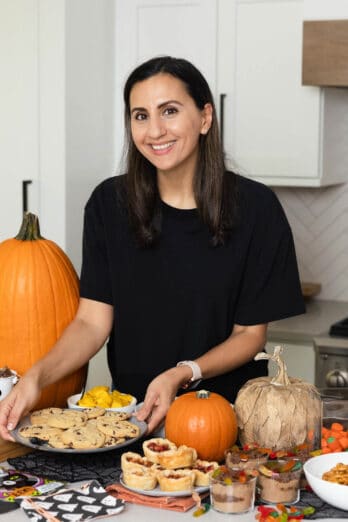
xmin=303 ymin=452 xmax=348 ymax=511
xmin=67 ymin=393 xmax=137 ymax=415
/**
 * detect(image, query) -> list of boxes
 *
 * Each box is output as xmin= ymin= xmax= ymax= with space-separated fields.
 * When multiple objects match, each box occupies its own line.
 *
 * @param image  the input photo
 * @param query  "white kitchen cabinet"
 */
xmin=0 ymin=0 xmax=114 ymax=387
xmin=113 ymin=0 xmax=219 ymax=170
xmin=0 ymin=0 xmax=40 ymax=242
xmin=227 ymin=0 xmax=348 ymax=187
xmin=266 ymin=340 xmax=315 ymax=384
xmin=304 ymin=0 xmax=348 ymax=20
xmin=0 ymin=0 xmax=115 ymax=272
xmin=114 ymin=0 xmax=348 ymax=187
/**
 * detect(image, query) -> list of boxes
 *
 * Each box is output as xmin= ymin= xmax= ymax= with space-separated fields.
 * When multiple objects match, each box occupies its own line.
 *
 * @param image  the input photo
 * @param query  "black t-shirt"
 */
xmin=80 ymin=172 xmax=305 ymax=402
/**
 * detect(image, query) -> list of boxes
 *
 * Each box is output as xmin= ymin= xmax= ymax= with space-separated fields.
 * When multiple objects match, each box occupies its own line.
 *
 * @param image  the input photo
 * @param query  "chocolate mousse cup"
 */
xmin=258 ymin=460 xmax=302 ymax=505
xmin=269 ymin=446 xmax=313 ymax=490
xmin=210 ymin=466 xmax=257 ymax=514
xmin=225 ymin=446 xmax=269 ymax=471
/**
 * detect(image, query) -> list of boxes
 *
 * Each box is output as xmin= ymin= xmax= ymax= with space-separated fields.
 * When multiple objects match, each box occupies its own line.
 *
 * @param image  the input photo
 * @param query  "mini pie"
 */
xmin=157 ymin=445 xmax=198 ymax=470
xmin=191 ymin=459 xmax=219 ymax=486
xmin=123 ymin=468 xmax=157 ymax=491
xmin=143 ymin=438 xmax=177 ymax=464
xmin=156 ymin=469 xmax=196 ymax=492
xmin=121 ymin=451 xmax=158 ymax=473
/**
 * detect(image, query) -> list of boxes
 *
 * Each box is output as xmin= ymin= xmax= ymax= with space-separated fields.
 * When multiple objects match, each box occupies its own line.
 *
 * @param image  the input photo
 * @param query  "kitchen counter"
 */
xmin=0 ymin=467 xmax=346 ymax=522
xmin=268 ymin=299 xmax=348 ymax=344
xmin=1 ymin=505 xmax=346 ymax=522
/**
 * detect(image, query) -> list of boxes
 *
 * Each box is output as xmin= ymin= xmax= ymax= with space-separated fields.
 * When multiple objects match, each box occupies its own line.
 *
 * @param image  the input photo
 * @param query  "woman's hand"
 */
xmin=0 ymin=375 xmax=41 ymax=441
xmin=136 ymin=366 xmax=191 ymax=434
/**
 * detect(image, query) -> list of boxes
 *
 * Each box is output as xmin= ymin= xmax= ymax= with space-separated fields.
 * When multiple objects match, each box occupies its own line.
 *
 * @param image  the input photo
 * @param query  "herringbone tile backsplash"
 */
xmin=274 ymin=183 xmax=348 ymax=301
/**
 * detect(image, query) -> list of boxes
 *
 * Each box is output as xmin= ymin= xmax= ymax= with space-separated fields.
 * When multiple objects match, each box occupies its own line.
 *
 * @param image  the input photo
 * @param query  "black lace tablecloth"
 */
xmin=8 ymin=439 xmax=143 ymax=488
xmin=8 ymin=447 xmax=348 ymax=518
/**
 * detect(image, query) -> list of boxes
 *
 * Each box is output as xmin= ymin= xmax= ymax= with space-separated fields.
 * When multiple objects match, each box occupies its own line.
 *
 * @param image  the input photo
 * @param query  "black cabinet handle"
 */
xmin=219 ymin=93 xmax=226 ymax=149
xmin=22 ymin=180 xmax=32 ymax=213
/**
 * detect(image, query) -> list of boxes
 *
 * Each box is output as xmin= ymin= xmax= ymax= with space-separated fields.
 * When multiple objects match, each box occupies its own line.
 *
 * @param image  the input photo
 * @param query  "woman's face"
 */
xmin=129 ymin=73 xmax=212 ymax=177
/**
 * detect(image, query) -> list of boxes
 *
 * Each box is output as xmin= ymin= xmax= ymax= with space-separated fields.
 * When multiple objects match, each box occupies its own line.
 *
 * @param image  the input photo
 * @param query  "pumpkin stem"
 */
xmin=15 ymin=212 xmax=44 ymax=241
xmin=196 ymin=390 xmax=211 ymax=399
xmin=254 ymin=346 xmax=290 ymax=386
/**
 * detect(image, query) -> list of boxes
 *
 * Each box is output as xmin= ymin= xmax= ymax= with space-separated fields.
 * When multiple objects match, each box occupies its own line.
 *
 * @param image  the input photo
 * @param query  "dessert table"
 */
xmin=0 ymin=460 xmax=347 ymax=522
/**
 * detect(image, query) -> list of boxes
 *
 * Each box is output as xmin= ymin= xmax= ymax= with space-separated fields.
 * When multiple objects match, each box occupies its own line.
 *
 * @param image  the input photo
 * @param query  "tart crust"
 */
xmin=192 ymin=459 xmax=219 ymax=486
xmin=157 ymin=445 xmax=197 ymax=469
xmin=121 ymin=451 xmax=158 ymax=473
xmin=156 ymin=469 xmax=195 ymax=492
xmin=143 ymin=437 xmax=177 ymax=464
xmin=122 ymin=468 xmax=157 ymax=490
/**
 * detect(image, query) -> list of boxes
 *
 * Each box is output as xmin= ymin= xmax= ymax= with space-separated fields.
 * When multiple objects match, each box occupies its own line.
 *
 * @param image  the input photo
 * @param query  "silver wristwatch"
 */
xmin=176 ymin=360 xmax=202 ymax=389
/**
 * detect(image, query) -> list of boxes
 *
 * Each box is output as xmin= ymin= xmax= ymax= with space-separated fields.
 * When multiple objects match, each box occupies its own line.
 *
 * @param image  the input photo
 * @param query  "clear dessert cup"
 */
xmin=258 ymin=459 xmax=302 ymax=505
xmin=210 ymin=466 xmax=257 ymax=514
xmin=225 ymin=444 xmax=269 ymax=471
xmin=269 ymin=445 xmax=318 ymax=490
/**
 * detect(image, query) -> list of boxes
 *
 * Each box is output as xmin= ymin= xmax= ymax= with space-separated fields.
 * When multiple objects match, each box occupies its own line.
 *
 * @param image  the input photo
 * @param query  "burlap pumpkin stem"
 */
xmin=234 ymin=346 xmax=322 ymax=451
xmin=255 ymin=345 xmax=290 ymax=386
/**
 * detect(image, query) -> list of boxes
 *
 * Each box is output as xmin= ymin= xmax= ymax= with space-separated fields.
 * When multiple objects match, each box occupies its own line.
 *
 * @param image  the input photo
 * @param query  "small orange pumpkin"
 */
xmin=165 ymin=389 xmax=238 ymax=462
xmin=0 ymin=213 xmax=87 ymax=409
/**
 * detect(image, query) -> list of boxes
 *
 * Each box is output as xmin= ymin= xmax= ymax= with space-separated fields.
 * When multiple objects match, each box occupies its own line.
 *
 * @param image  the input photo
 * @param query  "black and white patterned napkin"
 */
xmin=20 ymin=480 xmax=124 ymax=521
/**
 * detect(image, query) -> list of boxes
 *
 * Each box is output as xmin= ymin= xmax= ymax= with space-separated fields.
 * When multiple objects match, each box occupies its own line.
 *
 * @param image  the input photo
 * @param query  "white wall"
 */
xmin=65 ymin=0 xmax=116 ymax=271
xmin=274 ymin=182 xmax=348 ymax=301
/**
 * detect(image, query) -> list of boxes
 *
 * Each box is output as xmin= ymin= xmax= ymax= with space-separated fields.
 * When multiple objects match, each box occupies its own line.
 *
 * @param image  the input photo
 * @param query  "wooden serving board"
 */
xmin=0 ymin=438 xmax=33 ymax=461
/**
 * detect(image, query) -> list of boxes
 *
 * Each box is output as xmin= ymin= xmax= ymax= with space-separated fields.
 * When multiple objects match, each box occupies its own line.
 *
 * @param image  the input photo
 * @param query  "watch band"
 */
xmin=176 ymin=360 xmax=202 ymax=388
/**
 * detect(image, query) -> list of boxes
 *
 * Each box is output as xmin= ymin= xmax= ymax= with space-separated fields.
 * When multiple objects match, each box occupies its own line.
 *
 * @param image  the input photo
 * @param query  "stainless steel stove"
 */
xmin=314 ymin=333 xmax=348 ymax=388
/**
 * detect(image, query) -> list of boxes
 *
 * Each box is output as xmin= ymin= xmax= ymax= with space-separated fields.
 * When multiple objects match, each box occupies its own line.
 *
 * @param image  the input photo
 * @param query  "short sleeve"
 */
xmin=234 ymin=191 xmax=305 ymax=325
xmin=79 ymin=199 xmax=113 ymax=305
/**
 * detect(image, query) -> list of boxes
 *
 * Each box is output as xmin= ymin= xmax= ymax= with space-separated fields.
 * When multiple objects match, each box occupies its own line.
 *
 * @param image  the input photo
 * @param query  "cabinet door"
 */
xmin=114 ymin=0 xmax=218 ymax=169
xmin=0 ymin=0 xmax=39 ymax=242
xmin=266 ymin=341 xmax=315 ymax=384
xmin=228 ymin=0 xmax=321 ymax=183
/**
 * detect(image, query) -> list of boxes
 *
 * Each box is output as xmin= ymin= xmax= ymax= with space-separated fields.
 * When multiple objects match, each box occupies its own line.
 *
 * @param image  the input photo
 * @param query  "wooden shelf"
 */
xmin=302 ymin=20 xmax=348 ymax=87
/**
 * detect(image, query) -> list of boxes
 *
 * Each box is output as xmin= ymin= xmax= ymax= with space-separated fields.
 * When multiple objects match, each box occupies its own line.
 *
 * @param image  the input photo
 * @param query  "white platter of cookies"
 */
xmin=120 ymin=437 xmax=218 ymax=497
xmin=12 ymin=407 xmax=147 ymax=453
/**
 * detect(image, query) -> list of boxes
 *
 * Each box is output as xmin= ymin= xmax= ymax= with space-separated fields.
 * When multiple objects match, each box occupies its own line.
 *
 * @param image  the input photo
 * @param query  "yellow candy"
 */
xmin=90 ymin=385 xmax=109 ymax=394
xmin=77 ymin=385 xmax=133 ymax=409
xmin=111 ymin=400 xmax=123 ymax=408
xmin=77 ymin=396 xmax=95 ymax=407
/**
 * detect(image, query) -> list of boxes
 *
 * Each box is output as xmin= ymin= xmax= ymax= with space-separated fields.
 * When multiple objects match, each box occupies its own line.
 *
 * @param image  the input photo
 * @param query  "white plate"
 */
xmin=12 ymin=414 xmax=147 ymax=454
xmin=120 ymin=475 xmax=208 ymax=497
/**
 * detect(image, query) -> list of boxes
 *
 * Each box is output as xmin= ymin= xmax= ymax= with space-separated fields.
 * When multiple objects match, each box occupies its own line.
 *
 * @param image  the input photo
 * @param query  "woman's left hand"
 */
xmin=135 ymin=366 xmax=191 ymax=433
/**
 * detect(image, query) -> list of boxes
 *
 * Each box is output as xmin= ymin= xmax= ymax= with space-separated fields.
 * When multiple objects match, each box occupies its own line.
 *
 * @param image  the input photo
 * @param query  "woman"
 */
xmin=0 ymin=56 xmax=304 ymax=439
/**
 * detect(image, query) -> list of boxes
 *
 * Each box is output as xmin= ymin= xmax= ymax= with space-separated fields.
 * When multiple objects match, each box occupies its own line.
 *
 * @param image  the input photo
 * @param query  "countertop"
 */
xmin=268 ymin=299 xmax=348 ymax=344
xmin=1 ymin=505 xmax=346 ymax=522
xmin=0 ymin=466 xmax=346 ymax=522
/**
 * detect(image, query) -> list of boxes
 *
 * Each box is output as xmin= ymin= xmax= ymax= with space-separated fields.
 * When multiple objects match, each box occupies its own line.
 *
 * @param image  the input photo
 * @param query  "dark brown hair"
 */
xmin=123 ymin=56 xmax=237 ymax=247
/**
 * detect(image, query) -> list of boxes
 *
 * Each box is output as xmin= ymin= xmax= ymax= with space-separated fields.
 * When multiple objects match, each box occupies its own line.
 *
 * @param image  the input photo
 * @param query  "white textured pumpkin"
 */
xmin=234 ymin=346 xmax=322 ymax=450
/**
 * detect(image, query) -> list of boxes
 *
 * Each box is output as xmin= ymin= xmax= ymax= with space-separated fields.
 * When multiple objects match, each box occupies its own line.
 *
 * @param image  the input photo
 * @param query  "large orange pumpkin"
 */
xmin=165 ymin=389 xmax=238 ymax=462
xmin=0 ymin=213 xmax=87 ymax=409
